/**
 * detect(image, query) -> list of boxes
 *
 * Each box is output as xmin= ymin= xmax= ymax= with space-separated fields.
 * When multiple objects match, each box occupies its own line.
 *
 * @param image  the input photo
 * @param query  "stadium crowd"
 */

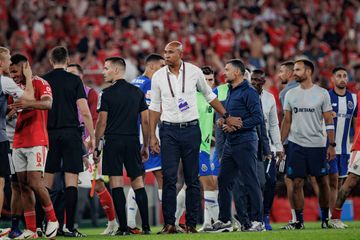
xmin=0 ymin=0 xmax=360 ymax=238
xmin=1 ymin=0 xmax=360 ymax=89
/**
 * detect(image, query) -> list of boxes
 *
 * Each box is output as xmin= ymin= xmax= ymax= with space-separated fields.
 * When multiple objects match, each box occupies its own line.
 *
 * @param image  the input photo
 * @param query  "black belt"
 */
xmin=162 ymin=120 xmax=198 ymax=128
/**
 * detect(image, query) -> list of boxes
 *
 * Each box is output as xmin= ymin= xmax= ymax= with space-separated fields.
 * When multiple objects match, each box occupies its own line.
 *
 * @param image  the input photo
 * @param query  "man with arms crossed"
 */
xmin=209 ymin=60 xmax=263 ymax=232
xmin=281 ymin=59 xmax=335 ymax=229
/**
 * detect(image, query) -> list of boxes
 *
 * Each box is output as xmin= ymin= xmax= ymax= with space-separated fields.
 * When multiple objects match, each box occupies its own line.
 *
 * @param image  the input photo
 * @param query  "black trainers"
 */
xmin=142 ymin=226 xmax=151 ymax=235
xmin=64 ymin=229 xmax=87 ymax=237
xmin=115 ymin=228 xmax=130 ymax=236
xmin=282 ymin=221 xmax=304 ymax=230
xmin=321 ymin=219 xmax=330 ymax=229
xmin=57 ymin=228 xmax=64 ymax=236
xmin=36 ymin=228 xmax=43 ymax=237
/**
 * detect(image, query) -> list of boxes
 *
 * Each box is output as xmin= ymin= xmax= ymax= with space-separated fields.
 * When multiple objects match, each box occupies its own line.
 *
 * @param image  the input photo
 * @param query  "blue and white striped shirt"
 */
xmin=329 ymin=90 xmax=357 ymax=154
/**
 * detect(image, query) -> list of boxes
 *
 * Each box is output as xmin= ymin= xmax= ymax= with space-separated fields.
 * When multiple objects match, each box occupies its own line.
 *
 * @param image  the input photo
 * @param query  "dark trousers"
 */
xmin=218 ymin=140 xmax=263 ymax=223
xmin=160 ymin=124 xmax=201 ymax=227
xmin=263 ymin=156 xmax=277 ymax=216
xmin=233 ymin=176 xmax=251 ymax=227
xmin=233 ymin=155 xmax=277 ymax=225
xmin=233 ymin=157 xmax=265 ymax=226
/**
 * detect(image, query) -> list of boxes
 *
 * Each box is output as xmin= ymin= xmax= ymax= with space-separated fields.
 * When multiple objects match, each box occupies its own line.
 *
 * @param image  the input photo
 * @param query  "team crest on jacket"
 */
xmin=201 ymin=164 xmax=208 ymax=172
xmin=348 ymin=101 xmax=354 ymax=110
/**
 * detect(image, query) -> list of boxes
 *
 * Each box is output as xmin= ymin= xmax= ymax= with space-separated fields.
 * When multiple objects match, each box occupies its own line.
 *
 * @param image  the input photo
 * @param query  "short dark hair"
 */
xmin=280 ymin=61 xmax=294 ymax=71
xmin=10 ymin=53 xmax=28 ymax=65
xmin=226 ymin=59 xmax=245 ymax=74
xmin=332 ymin=66 xmax=347 ymax=74
xmin=67 ymin=63 xmax=83 ymax=74
xmin=252 ymin=69 xmax=265 ymax=76
xmin=105 ymin=56 xmax=126 ymax=69
xmin=50 ymin=46 xmax=68 ymax=64
xmin=251 ymin=69 xmax=266 ymax=83
xmin=145 ymin=54 xmax=164 ymax=64
xmin=201 ymin=66 xmax=214 ymax=75
xmin=295 ymin=59 xmax=314 ymax=74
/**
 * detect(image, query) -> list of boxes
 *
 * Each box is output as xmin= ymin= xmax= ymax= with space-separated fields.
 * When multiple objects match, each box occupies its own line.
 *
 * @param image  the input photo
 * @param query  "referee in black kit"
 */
xmin=42 ymin=46 xmax=95 ymax=237
xmin=93 ymin=57 xmax=150 ymax=235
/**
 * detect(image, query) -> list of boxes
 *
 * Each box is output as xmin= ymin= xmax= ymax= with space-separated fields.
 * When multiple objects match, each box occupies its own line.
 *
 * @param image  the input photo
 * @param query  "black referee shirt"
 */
xmin=42 ymin=68 xmax=86 ymax=130
xmin=97 ymin=79 xmax=147 ymax=138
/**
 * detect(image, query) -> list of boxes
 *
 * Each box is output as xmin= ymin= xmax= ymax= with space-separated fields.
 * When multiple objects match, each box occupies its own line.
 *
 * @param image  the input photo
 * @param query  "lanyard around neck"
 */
xmin=166 ymin=62 xmax=185 ymax=98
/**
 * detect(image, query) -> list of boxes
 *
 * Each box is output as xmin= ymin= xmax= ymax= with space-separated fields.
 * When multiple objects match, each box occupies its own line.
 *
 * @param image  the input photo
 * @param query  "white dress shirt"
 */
xmin=149 ymin=62 xmax=216 ymax=123
xmin=261 ymin=90 xmax=283 ymax=153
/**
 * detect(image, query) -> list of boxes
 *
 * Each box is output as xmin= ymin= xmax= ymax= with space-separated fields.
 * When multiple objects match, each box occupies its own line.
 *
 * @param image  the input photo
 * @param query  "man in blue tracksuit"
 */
xmin=209 ymin=59 xmax=264 ymax=232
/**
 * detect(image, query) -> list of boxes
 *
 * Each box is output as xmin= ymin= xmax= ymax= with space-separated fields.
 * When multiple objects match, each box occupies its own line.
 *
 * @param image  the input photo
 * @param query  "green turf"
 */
xmin=54 ymin=222 xmax=360 ymax=240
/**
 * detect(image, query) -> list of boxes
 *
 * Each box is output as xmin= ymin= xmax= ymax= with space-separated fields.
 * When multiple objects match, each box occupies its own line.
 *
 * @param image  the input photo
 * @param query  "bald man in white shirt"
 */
xmin=149 ymin=41 xmax=241 ymax=234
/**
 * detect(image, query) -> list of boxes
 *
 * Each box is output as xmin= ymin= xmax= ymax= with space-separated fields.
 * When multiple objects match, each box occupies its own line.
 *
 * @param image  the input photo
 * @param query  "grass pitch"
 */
xmin=55 ymin=222 xmax=360 ymax=240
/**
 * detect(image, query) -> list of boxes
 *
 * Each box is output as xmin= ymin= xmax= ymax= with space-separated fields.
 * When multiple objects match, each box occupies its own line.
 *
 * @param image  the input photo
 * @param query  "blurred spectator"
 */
xmin=0 ymin=0 xmax=359 ymax=91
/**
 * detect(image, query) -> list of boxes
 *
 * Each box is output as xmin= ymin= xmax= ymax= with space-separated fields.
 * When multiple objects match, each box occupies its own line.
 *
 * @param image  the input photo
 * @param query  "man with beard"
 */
xmin=209 ymin=59 xmax=264 ymax=232
xmin=279 ymin=61 xmax=298 ymax=107
xmin=278 ymin=61 xmax=321 ymax=229
xmin=330 ymin=94 xmax=360 ymax=229
xmin=280 ymin=59 xmax=335 ymax=229
xmin=278 ymin=61 xmax=300 ymax=227
xmin=328 ymin=67 xmax=357 ymax=213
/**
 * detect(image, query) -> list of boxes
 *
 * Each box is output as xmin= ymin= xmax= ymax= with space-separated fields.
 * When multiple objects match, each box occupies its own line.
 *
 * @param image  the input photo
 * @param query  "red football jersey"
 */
xmin=13 ymin=76 xmax=52 ymax=148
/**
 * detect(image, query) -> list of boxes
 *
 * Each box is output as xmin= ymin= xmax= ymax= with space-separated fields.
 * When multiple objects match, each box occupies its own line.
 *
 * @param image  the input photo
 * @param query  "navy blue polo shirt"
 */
xmin=224 ymin=80 xmax=263 ymax=144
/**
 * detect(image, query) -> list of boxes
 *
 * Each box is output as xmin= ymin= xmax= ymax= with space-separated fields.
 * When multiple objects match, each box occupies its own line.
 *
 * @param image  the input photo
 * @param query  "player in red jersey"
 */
xmin=9 ymin=54 xmax=58 ymax=239
xmin=330 ymin=90 xmax=360 ymax=229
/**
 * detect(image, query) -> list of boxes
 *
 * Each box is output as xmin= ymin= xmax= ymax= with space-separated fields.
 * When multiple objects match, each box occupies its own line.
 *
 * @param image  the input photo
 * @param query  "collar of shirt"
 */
xmin=166 ymin=61 xmax=184 ymax=76
xmin=330 ymin=89 xmax=348 ymax=97
xmin=112 ymin=79 xmax=126 ymax=85
xmin=229 ymin=79 xmax=249 ymax=92
xmin=149 ymin=61 xmax=216 ymax=123
xmin=287 ymin=81 xmax=299 ymax=88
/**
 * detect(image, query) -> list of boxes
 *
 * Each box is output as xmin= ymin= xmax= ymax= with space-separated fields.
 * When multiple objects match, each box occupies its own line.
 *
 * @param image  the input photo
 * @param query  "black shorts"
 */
xmin=45 ymin=128 xmax=83 ymax=174
xmin=0 ymin=141 xmax=10 ymax=177
xmin=286 ymin=141 xmax=328 ymax=179
xmin=102 ymin=136 xmax=144 ymax=179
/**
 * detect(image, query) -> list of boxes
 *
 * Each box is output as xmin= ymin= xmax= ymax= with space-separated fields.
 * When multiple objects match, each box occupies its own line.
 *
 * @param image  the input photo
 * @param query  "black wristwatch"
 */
xmin=222 ymin=112 xmax=230 ymax=120
xmin=94 ymin=148 xmax=102 ymax=156
xmin=329 ymin=142 xmax=336 ymax=147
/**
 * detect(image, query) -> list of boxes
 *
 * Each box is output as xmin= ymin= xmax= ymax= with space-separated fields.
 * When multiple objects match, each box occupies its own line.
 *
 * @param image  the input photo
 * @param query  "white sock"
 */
xmin=175 ymin=188 xmax=186 ymax=225
xmin=127 ymin=188 xmax=138 ymax=228
xmin=204 ymin=190 xmax=219 ymax=225
xmin=291 ymin=209 xmax=297 ymax=222
xmin=108 ymin=219 xmax=118 ymax=227
xmin=158 ymin=189 xmax=162 ymax=202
